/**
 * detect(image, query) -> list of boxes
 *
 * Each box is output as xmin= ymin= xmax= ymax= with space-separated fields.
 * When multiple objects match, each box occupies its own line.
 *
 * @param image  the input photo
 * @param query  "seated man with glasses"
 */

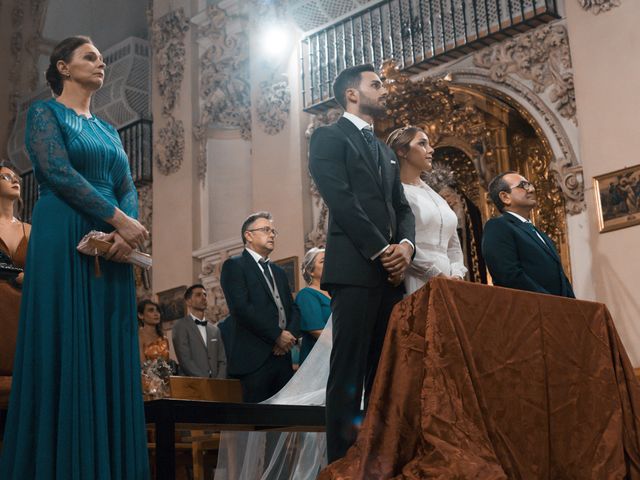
xmin=220 ymin=211 xmax=301 ymax=402
xmin=482 ymin=171 xmax=575 ymax=298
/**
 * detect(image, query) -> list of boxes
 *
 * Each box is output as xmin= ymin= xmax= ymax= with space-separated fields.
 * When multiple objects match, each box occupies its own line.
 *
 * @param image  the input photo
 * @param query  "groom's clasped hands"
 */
xmin=273 ymin=329 xmax=297 ymax=356
xmin=381 ymin=243 xmax=413 ymax=287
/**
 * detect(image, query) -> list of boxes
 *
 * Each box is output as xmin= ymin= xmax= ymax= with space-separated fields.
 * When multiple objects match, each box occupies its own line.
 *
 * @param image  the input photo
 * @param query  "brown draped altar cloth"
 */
xmin=320 ymin=278 xmax=640 ymax=479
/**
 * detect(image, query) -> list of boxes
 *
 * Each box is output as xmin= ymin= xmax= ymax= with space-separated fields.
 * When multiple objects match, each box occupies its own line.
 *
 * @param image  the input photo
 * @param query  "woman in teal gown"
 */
xmin=0 ymin=36 xmax=150 ymax=479
xmin=295 ymin=248 xmax=331 ymax=364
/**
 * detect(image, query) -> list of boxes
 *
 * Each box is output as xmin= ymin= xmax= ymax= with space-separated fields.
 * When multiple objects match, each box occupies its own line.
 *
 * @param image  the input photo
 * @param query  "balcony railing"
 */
xmin=119 ymin=119 xmax=153 ymax=186
xmin=301 ymin=0 xmax=559 ymax=112
xmin=19 ymin=119 xmax=152 ymax=222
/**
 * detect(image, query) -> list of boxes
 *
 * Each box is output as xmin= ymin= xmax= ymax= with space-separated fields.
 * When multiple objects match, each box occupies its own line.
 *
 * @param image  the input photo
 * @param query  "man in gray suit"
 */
xmin=171 ymin=284 xmax=227 ymax=378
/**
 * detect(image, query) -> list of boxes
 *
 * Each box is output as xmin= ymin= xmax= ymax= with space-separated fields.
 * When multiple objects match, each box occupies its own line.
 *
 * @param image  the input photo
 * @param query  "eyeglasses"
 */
xmin=0 ymin=173 xmax=21 ymax=184
xmin=508 ymin=180 xmax=534 ymax=191
xmin=248 ymin=227 xmax=278 ymax=236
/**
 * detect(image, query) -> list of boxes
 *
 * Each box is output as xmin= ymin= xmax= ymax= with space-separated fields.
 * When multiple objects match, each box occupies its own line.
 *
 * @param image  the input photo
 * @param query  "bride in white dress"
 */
xmin=214 ymin=126 xmax=466 ymax=479
xmin=386 ymin=125 xmax=467 ymax=292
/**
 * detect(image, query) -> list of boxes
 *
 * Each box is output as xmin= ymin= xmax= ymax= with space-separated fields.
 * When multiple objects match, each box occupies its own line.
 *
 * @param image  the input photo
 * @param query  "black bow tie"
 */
xmin=194 ymin=318 xmax=207 ymax=327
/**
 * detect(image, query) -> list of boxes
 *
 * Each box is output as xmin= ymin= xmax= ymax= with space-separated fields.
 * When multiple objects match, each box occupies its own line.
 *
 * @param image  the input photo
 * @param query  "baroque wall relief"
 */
xmin=3 ymin=0 xmax=47 ymax=151
xmin=473 ymin=23 xmax=576 ymax=126
xmin=192 ymin=4 xmax=252 ymax=183
xmin=256 ymin=77 xmax=291 ymax=136
xmin=578 ymin=0 xmax=621 ymax=14
xmin=150 ymin=8 xmax=189 ymax=176
xmin=448 ymin=21 xmax=586 ymax=214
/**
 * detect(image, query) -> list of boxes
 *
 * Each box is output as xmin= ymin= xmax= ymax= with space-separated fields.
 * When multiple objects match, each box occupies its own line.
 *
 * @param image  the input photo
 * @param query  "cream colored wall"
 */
xmin=565 ymin=1 xmax=640 ymax=365
xmin=248 ymin=27 xmax=309 ymax=288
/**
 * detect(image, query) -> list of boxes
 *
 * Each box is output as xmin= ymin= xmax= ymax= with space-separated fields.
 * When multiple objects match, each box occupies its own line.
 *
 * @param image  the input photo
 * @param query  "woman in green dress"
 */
xmin=295 ymin=248 xmax=331 ymax=364
xmin=0 ymin=36 xmax=150 ymax=479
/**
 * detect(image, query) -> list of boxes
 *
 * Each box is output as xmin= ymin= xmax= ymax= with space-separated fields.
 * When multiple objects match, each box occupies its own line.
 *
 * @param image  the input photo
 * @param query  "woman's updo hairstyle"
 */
xmin=385 ymin=125 xmax=424 ymax=159
xmin=45 ymin=36 xmax=93 ymax=96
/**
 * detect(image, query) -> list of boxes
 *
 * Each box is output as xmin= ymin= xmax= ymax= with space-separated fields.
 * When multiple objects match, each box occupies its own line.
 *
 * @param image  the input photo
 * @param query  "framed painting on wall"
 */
xmin=593 ymin=164 xmax=640 ymax=233
xmin=157 ymin=285 xmax=187 ymax=321
xmin=274 ymin=256 xmax=299 ymax=293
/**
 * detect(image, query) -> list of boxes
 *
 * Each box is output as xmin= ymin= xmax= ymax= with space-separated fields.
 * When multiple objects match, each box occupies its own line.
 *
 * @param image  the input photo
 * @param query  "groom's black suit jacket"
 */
xmin=482 ymin=213 xmax=575 ymax=298
xmin=309 ymin=117 xmax=415 ymax=289
xmin=220 ymin=250 xmax=301 ymax=376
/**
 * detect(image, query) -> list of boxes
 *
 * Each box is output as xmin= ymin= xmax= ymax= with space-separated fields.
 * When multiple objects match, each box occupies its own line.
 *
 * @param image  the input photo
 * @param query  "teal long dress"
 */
xmin=0 ymin=99 xmax=150 ymax=479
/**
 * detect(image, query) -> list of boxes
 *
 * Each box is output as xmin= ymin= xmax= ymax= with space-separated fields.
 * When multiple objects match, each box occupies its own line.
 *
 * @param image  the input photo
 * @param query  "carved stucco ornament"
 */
xmin=151 ymin=9 xmax=189 ymax=117
xmin=549 ymin=157 xmax=585 ymax=214
xmin=473 ymin=23 xmax=577 ymax=125
xmin=256 ymin=78 xmax=291 ymax=135
xmin=578 ymin=0 xmax=621 ymax=14
xmin=6 ymin=0 xmax=46 ymax=130
xmin=193 ymin=4 xmax=252 ymax=183
xmin=154 ymin=116 xmax=185 ymax=176
xmin=151 ymin=9 xmax=189 ymax=176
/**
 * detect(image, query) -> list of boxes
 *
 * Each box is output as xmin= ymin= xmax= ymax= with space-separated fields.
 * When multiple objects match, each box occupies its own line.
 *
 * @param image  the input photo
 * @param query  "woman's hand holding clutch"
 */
xmin=104 ymin=232 xmax=132 ymax=263
xmin=109 ymin=209 xmax=149 ymax=249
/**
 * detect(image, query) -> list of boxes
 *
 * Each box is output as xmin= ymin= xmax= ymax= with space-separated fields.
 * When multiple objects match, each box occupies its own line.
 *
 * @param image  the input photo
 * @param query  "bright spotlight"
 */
xmin=261 ymin=25 xmax=290 ymax=58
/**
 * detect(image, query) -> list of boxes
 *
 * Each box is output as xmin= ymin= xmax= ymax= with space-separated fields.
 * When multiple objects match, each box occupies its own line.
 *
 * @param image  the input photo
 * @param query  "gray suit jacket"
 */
xmin=171 ymin=315 xmax=227 ymax=378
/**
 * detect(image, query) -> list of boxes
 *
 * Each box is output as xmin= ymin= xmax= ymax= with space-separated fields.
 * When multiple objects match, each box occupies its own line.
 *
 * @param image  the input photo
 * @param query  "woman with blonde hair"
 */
xmin=386 ymin=125 xmax=467 ymax=292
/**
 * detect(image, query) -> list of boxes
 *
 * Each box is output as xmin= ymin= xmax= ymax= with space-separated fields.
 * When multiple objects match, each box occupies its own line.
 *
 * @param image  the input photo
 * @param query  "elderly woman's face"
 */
xmin=311 ymin=252 xmax=325 ymax=280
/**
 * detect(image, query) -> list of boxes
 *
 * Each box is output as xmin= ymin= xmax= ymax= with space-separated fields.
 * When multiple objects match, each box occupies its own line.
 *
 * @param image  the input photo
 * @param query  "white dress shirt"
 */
xmin=505 ymin=211 xmax=548 ymax=246
xmin=341 ymin=112 xmax=415 ymax=260
xmin=189 ymin=312 xmax=208 ymax=344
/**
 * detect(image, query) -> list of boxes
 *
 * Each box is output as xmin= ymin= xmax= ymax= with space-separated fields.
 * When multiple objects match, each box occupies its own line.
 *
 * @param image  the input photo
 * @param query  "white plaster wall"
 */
xmin=206 ymin=135 xmax=252 ymax=244
xmin=248 ymin=23 xmax=307 ymax=286
xmin=565 ymin=1 xmax=640 ymax=365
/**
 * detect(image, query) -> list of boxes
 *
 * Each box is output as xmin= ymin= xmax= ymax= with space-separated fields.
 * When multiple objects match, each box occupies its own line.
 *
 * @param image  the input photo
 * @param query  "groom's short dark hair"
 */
xmin=333 ymin=64 xmax=376 ymax=109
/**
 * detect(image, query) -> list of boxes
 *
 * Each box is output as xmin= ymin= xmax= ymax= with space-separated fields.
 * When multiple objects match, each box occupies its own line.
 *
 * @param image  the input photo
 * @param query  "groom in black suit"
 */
xmin=309 ymin=64 xmax=416 ymax=462
xmin=482 ymin=171 xmax=575 ymax=298
xmin=220 ymin=211 xmax=300 ymax=402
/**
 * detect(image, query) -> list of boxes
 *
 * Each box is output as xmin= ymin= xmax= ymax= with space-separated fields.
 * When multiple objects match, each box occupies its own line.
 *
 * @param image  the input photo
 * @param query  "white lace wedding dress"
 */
xmin=214 ymin=180 xmax=466 ymax=479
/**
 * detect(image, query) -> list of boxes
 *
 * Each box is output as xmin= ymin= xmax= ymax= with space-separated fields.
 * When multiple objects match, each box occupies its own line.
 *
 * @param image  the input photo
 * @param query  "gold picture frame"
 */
xmin=274 ymin=256 xmax=299 ymax=293
xmin=593 ymin=164 xmax=640 ymax=233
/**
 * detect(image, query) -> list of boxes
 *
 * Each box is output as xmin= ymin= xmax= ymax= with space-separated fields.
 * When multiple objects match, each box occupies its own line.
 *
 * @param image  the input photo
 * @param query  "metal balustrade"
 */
xmin=119 ymin=119 xmax=153 ymax=186
xmin=19 ymin=119 xmax=153 ymax=222
xmin=301 ymin=0 xmax=559 ymax=112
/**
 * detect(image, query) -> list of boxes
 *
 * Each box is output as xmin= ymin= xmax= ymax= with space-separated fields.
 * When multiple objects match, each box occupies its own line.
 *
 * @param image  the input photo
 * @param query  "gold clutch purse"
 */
xmin=76 ymin=230 xmax=152 ymax=276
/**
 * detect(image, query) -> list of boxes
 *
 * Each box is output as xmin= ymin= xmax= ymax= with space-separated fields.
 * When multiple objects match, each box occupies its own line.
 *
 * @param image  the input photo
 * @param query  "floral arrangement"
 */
xmin=422 ymin=162 xmax=456 ymax=192
xmin=141 ymin=358 xmax=178 ymax=399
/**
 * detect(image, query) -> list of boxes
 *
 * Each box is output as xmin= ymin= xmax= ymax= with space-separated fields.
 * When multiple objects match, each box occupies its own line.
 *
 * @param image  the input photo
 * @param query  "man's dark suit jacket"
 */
xmin=482 ymin=213 xmax=575 ymax=298
xmin=308 ymin=116 xmax=415 ymax=289
xmin=220 ymin=249 xmax=301 ymax=376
